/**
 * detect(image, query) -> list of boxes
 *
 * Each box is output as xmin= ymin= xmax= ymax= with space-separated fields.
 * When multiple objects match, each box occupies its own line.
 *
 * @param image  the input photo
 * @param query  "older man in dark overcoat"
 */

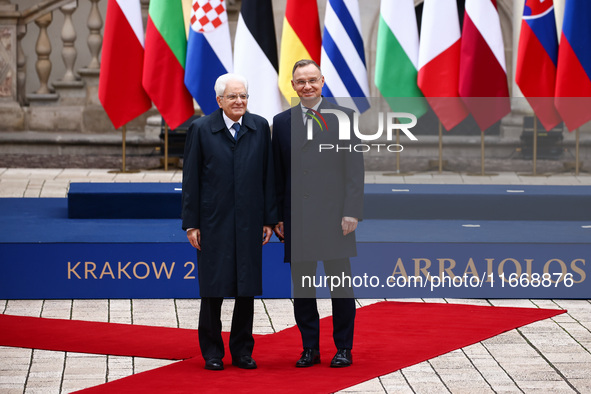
xmin=272 ymin=60 xmax=364 ymax=368
xmin=182 ymin=73 xmax=277 ymax=371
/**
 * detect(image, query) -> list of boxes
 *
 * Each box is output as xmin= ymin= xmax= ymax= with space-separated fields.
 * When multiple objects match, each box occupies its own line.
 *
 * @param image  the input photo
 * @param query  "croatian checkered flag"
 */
xmin=185 ymin=0 xmax=233 ymax=115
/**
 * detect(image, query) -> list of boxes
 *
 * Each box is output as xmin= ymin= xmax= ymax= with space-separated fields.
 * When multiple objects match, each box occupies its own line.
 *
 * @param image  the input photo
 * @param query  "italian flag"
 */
xmin=417 ymin=0 xmax=468 ymax=131
xmin=98 ymin=0 xmax=152 ymax=129
xmin=143 ymin=0 xmax=194 ymax=130
xmin=374 ymin=0 xmax=426 ymax=117
xmin=277 ymin=0 xmax=321 ymax=104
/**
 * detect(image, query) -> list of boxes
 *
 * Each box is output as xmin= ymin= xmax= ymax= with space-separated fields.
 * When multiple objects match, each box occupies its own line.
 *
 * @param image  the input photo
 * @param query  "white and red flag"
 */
xmin=459 ymin=0 xmax=510 ymax=131
xmin=99 ymin=0 xmax=152 ymax=129
xmin=417 ymin=0 xmax=468 ymax=131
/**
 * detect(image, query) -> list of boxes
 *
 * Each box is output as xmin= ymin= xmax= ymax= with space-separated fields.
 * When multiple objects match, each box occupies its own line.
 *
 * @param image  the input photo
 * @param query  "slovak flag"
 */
xmin=516 ymin=0 xmax=561 ymax=131
xmin=185 ymin=0 xmax=233 ymax=115
xmin=555 ymin=0 xmax=591 ymax=131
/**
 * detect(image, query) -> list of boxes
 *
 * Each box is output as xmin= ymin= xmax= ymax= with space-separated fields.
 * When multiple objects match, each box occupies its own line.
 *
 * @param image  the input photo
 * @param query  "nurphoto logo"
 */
xmin=306 ymin=109 xmax=419 ymax=153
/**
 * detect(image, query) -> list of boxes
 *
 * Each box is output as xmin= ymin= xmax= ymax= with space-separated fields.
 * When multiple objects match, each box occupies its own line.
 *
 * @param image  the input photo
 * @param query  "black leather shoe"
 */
xmin=330 ymin=349 xmax=352 ymax=367
xmin=295 ymin=348 xmax=320 ymax=367
xmin=232 ymin=355 xmax=257 ymax=369
xmin=204 ymin=358 xmax=224 ymax=370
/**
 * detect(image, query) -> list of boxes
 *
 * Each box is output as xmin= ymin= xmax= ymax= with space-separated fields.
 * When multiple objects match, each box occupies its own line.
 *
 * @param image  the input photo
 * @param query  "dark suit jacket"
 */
xmin=181 ymin=109 xmax=277 ymax=297
xmin=272 ymin=99 xmax=364 ymax=263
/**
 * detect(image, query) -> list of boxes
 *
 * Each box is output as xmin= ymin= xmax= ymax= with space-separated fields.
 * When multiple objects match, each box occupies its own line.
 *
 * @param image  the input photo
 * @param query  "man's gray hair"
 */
xmin=214 ymin=73 xmax=248 ymax=97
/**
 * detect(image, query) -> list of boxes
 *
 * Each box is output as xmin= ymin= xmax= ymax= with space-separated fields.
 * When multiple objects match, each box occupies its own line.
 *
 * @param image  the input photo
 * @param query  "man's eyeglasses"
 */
xmin=222 ymin=94 xmax=249 ymax=101
xmin=294 ymin=78 xmax=321 ymax=87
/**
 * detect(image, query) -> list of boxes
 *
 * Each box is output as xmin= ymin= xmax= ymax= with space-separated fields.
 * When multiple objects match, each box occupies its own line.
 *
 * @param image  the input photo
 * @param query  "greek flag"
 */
xmin=321 ymin=0 xmax=370 ymax=113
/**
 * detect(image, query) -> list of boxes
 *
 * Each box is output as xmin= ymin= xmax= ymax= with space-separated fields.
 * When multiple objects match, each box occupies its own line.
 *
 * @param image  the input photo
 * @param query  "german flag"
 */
xmin=277 ymin=0 xmax=321 ymax=104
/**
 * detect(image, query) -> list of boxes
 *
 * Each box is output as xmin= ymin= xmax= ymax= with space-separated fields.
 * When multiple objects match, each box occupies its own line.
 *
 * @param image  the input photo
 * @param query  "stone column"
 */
xmin=0 ymin=1 xmax=25 ymax=130
xmin=78 ymin=0 xmax=111 ymax=132
xmin=53 ymin=0 xmax=85 ymax=108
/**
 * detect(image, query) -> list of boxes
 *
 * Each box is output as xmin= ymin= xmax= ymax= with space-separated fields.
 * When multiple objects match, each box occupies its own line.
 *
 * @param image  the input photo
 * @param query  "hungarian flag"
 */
xmin=417 ymin=0 xmax=468 ymax=131
xmin=516 ymin=0 xmax=561 ymax=131
xmin=234 ymin=0 xmax=282 ymax=124
xmin=459 ymin=0 xmax=510 ymax=131
xmin=143 ymin=0 xmax=194 ymax=130
xmin=375 ymin=0 xmax=427 ymax=117
xmin=555 ymin=0 xmax=591 ymax=131
xmin=278 ymin=0 xmax=321 ymax=104
xmin=98 ymin=0 xmax=151 ymax=129
xmin=185 ymin=0 xmax=233 ymax=115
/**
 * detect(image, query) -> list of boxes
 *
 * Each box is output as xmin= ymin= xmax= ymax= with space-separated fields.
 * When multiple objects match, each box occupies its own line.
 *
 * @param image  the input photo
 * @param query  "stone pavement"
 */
xmin=1 ymin=168 xmax=590 ymax=393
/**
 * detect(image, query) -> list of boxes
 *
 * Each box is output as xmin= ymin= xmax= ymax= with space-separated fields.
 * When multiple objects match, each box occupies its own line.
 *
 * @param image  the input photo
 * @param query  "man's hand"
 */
xmin=341 ymin=217 xmax=358 ymax=236
xmin=274 ymin=221 xmax=285 ymax=243
xmin=187 ymin=228 xmax=201 ymax=250
xmin=262 ymin=226 xmax=273 ymax=245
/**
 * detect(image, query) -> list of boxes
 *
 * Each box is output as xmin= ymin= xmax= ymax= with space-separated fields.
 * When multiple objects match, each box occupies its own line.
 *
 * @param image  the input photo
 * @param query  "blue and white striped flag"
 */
xmin=321 ymin=0 xmax=370 ymax=113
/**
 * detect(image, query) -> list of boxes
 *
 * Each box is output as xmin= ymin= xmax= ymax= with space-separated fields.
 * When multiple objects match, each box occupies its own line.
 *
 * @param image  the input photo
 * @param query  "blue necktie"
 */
xmin=232 ymin=122 xmax=240 ymax=139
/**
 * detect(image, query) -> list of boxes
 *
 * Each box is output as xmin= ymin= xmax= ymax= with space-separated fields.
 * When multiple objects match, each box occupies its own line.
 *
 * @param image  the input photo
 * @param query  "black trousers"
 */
xmin=198 ymin=296 xmax=254 ymax=361
xmin=291 ymin=258 xmax=356 ymax=351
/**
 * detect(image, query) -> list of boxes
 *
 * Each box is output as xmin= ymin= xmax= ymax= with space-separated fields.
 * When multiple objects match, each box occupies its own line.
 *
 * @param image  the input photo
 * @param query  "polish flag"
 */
xmin=459 ymin=0 xmax=510 ymax=131
xmin=418 ymin=0 xmax=468 ymax=131
xmin=99 ymin=0 xmax=152 ymax=129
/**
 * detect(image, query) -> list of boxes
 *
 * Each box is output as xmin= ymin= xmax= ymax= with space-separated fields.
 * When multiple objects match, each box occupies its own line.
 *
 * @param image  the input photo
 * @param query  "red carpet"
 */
xmin=0 ymin=301 xmax=564 ymax=393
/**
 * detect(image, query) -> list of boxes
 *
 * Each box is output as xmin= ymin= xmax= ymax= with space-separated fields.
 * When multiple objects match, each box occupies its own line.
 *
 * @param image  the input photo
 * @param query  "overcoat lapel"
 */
xmin=207 ymin=109 xmax=257 ymax=144
xmin=208 ymin=109 xmax=235 ymax=145
xmin=236 ymin=111 xmax=258 ymax=142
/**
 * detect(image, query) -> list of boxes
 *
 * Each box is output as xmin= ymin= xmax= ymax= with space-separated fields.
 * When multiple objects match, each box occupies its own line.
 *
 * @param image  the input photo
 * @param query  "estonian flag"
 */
xmin=234 ymin=0 xmax=283 ymax=124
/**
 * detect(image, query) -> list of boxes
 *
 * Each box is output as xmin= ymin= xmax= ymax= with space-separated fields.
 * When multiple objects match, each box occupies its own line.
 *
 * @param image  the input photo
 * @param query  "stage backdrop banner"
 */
xmin=0 ymin=241 xmax=588 ymax=299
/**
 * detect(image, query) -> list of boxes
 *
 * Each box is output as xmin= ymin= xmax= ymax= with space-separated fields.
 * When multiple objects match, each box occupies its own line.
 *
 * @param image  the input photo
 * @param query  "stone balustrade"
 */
xmin=0 ymin=0 xmax=157 ymax=134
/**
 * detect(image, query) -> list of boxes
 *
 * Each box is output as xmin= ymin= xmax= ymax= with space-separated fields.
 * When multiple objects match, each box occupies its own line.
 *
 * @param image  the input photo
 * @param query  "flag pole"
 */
xmin=475 ymin=131 xmax=494 ymax=176
xmin=575 ymin=128 xmax=580 ymax=176
xmin=383 ymin=119 xmax=411 ymax=176
xmin=532 ymin=116 xmax=538 ymax=176
xmin=468 ymin=130 xmax=496 ymax=177
xmin=520 ymin=116 xmax=542 ymax=177
xmin=438 ymin=121 xmax=443 ymax=173
xmin=396 ymin=128 xmax=401 ymax=173
xmin=108 ymin=124 xmax=139 ymax=174
xmin=122 ymin=124 xmax=127 ymax=172
xmin=164 ymin=123 xmax=169 ymax=172
xmin=480 ymin=131 xmax=485 ymax=175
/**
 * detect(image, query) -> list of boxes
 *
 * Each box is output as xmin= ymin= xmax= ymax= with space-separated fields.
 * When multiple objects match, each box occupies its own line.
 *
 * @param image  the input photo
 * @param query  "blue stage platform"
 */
xmin=1 ymin=183 xmax=590 ymax=299
xmin=68 ymin=182 xmax=591 ymax=221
